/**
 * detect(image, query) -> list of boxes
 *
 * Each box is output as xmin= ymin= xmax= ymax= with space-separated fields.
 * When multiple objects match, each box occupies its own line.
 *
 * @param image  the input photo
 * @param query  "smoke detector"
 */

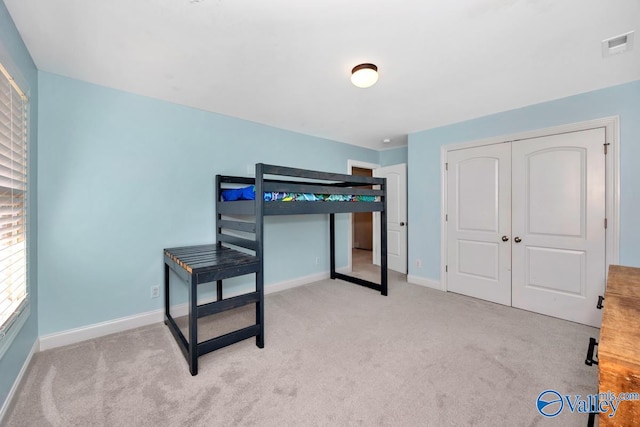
xmin=602 ymin=31 xmax=634 ymax=57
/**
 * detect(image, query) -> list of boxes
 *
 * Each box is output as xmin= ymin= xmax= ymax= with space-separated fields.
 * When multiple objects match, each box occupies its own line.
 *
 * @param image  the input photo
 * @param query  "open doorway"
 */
xmin=348 ymin=160 xmax=408 ymax=276
xmin=352 ymin=166 xmax=374 ymax=272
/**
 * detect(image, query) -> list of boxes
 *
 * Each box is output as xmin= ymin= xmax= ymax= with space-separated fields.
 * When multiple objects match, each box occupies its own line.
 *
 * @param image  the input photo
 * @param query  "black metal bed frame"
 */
xmin=164 ymin=163 xmax=387 ymax=375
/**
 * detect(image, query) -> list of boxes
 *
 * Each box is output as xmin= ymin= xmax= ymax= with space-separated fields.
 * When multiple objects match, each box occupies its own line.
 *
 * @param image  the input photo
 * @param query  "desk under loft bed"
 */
xmin=164 ymin=163 xmax=387 ymax=375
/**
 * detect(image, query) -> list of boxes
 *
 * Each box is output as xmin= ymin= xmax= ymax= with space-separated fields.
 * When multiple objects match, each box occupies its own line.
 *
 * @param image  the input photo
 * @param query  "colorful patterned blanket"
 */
xmin=221 ymin=186 xmax=375 ymax=202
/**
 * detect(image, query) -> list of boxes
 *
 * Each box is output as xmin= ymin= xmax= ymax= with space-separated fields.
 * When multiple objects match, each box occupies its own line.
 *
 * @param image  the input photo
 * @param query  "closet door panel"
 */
xmin=511 ymin=128 xmax=606 ymax=327
xmin=447 ymin=143 xmax=512 ymax=305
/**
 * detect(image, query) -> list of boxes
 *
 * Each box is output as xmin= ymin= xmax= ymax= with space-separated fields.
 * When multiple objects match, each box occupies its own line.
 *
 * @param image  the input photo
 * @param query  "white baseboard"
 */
xmin=0 ymin=338 xmax=39 ymax=425
xmin=39 ymin=308 xmax=165 ymax=351
xmin=407 ymin=275 xmax=443 ymax=291
xmin=39 ymin=271 xmax=330 ymax=352
xmin=264 ymin=271 xmax=330 ymax=295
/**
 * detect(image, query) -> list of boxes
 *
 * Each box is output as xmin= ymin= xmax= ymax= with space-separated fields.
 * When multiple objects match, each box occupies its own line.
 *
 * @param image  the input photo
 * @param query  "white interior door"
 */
xmin=446 ymin=143 xmax=512 ymax=305
xmin=373 ymin=163 xmax=407 ymax=274
xmin=511 ymin=128 xmax=606 ymax=327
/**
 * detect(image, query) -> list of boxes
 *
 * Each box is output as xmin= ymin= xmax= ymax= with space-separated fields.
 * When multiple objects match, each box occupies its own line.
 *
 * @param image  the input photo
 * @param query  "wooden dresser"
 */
xmin=597 ymin=265 xmax=640 ymax=426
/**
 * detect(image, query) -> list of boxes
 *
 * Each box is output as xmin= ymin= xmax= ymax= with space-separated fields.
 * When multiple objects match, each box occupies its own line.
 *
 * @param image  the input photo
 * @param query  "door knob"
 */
xmin=400 ymin=222 xmax=406 ymax=226
xmin=501 ymin=236 xmax=509 ymax=242
xmin=514 ymin=237 xmax=522 ymax=243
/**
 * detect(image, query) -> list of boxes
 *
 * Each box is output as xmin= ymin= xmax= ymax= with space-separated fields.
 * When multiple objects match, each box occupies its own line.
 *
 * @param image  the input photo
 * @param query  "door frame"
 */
xmin=347 ymin=159 xmax=380 ymax=272
xmin=440 ymin=116 xmax=620 ymax=292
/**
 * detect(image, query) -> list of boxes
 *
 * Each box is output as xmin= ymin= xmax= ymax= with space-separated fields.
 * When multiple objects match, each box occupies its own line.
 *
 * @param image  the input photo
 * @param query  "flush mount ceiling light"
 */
xmin=351 ymin=63 xmax=378 ymax=88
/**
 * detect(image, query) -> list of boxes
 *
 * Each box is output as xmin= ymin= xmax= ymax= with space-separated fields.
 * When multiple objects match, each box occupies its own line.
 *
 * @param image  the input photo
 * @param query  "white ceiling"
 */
xmin=5 ymin=0 xmax=640 ymax=150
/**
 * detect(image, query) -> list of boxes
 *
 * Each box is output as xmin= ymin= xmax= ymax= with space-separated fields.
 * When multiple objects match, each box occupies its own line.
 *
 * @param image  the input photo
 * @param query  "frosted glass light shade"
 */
xmin=351 ymin=63 xmax=378 ymax=88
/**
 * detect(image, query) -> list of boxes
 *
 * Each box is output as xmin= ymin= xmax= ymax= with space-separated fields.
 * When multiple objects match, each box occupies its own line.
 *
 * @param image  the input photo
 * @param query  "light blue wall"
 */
xmin=0 ymin=0 xmax=38 ymax=412
xmin=37 ymin=72 xmax=379 ymax=336
xmin=408 ymin=80 xmax=640 ymax=282
xmin=379 ymin=146 xmax=407 ymax=166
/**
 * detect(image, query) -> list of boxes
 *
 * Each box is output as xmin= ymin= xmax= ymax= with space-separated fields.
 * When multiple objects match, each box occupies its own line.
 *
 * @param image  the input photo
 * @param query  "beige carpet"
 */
xmin=4 ymin=261 xmax=598 ymax=426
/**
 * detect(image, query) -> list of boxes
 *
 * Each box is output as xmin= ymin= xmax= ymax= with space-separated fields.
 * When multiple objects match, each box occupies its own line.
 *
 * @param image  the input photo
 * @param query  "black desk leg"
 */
xmin=164 ymin=263 xmax=170 ymax=325
xmin=216 ymin=280 xmax=223 ymax=301
xmin=256 ymin=271 xmax=264 ymax=348
xmin=188 ymin=274 xmax=198 ymax=376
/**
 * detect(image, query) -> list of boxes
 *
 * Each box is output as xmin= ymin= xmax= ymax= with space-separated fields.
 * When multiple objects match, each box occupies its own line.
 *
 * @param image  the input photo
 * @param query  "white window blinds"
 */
xmin=0 ymin=63 xmax=28 ymax=340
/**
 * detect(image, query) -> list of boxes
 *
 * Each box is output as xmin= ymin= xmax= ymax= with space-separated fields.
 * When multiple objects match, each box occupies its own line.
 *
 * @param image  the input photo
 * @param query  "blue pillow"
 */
xmin=221 ymin=186 xmax=255 ymax=201
xmin=241 ymin=186 xmax=256 ymax=200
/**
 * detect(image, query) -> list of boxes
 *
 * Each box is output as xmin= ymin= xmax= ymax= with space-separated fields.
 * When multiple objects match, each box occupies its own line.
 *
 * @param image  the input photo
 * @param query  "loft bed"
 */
xmin=164 ymin=163 xmax=387 ymax=375
xmin=217 ymin=163 xmax=388 ymax=293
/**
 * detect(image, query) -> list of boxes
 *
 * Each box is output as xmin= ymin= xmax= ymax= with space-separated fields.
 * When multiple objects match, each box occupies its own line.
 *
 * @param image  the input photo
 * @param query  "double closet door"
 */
xmin=446 ymin=128 xmax=606 ymax=327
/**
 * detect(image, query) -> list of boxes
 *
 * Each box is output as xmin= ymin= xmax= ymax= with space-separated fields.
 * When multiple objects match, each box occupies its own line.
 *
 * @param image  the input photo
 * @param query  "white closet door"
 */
xmin=447 ymin=143 xmax=512 ymax=305
xmin=511 ymin=128 xmax=606 ymax=327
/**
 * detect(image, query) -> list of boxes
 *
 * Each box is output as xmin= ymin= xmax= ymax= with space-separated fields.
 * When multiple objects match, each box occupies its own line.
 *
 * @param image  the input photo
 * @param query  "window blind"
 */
xmin=0 ymin=63 xmax=28 ymax=340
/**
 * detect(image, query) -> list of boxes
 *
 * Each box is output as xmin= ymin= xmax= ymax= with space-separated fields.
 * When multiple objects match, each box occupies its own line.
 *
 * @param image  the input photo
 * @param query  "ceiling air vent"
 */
xmin=602 ymin=31 xmax=634 ymax=57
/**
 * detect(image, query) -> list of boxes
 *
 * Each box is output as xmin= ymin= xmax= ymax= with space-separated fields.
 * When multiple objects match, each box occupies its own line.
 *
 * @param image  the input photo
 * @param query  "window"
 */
xmin=0 ymin=62 xmax=28 ymax=354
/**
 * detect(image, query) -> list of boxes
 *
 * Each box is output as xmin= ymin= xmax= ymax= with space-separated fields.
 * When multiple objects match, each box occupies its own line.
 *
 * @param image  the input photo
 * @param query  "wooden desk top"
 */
xmin=604 ymin=265 xmax=640 ymax=300
xmin=164 ymin=244 xmax=259 ymax=274
xmin=598 ymin=265 xmax=640 ymax=368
